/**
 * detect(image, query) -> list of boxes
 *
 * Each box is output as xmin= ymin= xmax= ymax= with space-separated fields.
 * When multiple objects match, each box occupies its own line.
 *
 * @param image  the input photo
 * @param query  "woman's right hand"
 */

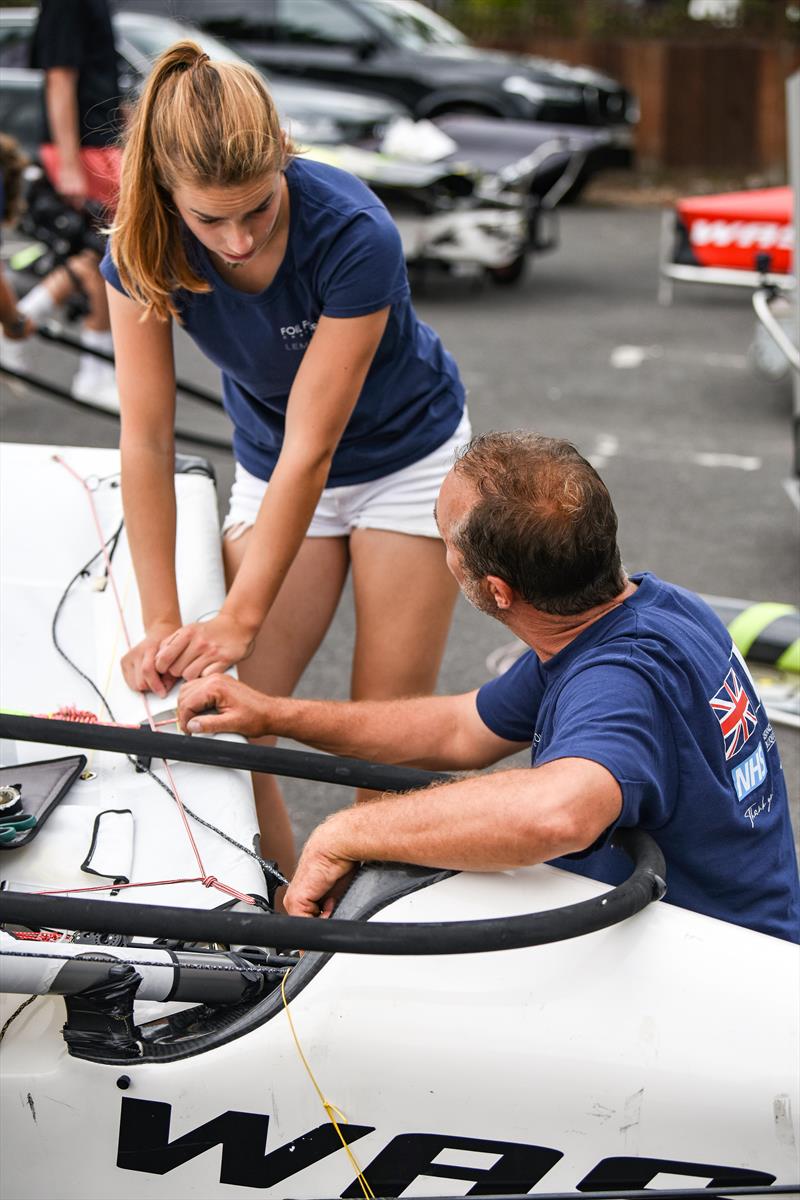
xmin=122 ymin=621 xmax=181 ymax=698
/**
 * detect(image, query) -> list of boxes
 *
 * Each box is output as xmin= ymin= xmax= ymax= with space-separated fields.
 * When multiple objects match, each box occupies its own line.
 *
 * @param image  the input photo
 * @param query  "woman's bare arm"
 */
xmin=108 ymin=283 xmax=181 ymax=696
xmin=156 ymin=307 xmax=390 ymax=680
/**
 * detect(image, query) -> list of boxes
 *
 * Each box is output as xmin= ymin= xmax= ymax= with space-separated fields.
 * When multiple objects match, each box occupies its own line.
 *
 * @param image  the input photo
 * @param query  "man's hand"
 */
xmin=155 ymin=613 xmax=256 ymax=680
xmin=178 ymin=674 xmax=272 ymax=737
xmin=284 ymin=815 xmax=358 ymax=917
xmin=56 ymin=158 xmax=88 ymax=209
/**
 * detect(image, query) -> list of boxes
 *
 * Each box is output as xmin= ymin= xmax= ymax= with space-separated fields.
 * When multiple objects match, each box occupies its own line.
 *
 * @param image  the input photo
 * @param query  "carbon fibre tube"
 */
xmin=0 ymin=830 xmax=666 ymax=955
xmin=0 ymin=932 xmax=281 ymax=1003
xmin=0 ymin=713 xmax=451 ymax=793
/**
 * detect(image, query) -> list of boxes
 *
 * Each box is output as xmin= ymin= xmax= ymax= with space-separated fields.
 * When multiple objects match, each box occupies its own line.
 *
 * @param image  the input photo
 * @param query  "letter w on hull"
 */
xmin=117 ymin=1098 xmax=374 ymax=1189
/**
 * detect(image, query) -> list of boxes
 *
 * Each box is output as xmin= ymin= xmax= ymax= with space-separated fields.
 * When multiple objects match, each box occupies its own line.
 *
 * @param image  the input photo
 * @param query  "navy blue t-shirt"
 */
xmin=101 ymin=158 xmax=465 ymax=486
xmin=476 ymin=573 xmax=800 ymax=943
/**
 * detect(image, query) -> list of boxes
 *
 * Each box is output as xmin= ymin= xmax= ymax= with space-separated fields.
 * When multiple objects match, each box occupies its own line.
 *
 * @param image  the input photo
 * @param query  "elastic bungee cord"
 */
xmin=47 ymin=500 xmax=286 ymax=890
xmin=45 ymin=512 xmax=286 ymax=890
xmin=21 ymin=457 xmax=288 ymax=908
xmin=0 ymin=457 xmax=293 ymax=1049
xmin=0 ymin=996 xmax=39 ymax=1047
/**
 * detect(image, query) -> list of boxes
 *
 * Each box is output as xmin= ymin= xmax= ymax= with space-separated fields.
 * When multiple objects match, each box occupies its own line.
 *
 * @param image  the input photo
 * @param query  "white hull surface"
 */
xmin=1 ymin=445 xmax=798 ymax=1200
xmin=0 ymin=444 xmax=263 ymax=909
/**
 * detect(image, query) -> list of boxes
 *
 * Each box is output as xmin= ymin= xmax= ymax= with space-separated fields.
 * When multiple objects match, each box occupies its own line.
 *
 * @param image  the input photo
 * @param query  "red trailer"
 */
xmin=658 ymin=185 xmax=794 ymax=303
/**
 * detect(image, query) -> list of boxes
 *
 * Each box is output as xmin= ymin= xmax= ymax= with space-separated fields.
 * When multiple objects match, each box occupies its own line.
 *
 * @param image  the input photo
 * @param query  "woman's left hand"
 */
xmin=154 ymin=613 xmax=257 ymax=680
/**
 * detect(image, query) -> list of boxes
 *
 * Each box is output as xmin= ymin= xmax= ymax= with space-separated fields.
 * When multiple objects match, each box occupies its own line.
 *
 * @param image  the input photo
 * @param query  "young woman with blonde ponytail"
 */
xmin=102 ymin=43 xmax=469 ymax=877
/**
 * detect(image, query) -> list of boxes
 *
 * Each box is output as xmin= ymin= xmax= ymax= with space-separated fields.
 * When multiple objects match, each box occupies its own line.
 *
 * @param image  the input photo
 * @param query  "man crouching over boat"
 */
xmin=177 ymin=432 xmax=800 ymax=943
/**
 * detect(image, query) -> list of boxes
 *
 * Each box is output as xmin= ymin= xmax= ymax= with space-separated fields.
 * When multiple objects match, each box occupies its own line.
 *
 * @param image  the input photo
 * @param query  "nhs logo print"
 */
xmin=732 ymin=742 xmax=768 ymax=802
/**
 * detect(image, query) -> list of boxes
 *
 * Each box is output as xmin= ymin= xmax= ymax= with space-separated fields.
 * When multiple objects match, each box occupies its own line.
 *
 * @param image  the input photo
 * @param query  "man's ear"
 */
xmin=485 ymin=575 xmax=514 ymax=610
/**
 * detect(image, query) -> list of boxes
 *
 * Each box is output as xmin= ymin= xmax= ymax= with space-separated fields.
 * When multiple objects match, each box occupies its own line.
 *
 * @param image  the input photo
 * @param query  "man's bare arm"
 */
xmin=44 ymin=68 xmax=86 ymax=205
xmin=177 ymin=674 xmax=526 ymax=771
xmin=284 ymin=757 xmax=623 ymax=916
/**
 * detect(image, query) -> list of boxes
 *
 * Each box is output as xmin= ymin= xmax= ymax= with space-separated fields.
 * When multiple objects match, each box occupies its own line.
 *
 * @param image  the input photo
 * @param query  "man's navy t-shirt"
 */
xmin=476 ymin=573 xmax=800 ymax=943
xmin=101 ymin=158 xmax=465 ymax=486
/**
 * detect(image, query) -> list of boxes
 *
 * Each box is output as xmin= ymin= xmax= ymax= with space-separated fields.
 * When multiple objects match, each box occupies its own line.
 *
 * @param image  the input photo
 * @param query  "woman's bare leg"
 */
xmin=223 ymin=531 xmax=350 ymax=878
xmin=349 ymin=529 xmax=459 ymax=797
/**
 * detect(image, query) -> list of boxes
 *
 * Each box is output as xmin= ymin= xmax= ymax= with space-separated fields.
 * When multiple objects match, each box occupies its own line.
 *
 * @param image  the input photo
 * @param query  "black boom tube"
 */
xmin=0 ymin=830 xmax=665 ymax=955
xmin=0 ymin=712 xmax=665 ymax=953
xmin=0 ymin=713 xmax=451 ymax=793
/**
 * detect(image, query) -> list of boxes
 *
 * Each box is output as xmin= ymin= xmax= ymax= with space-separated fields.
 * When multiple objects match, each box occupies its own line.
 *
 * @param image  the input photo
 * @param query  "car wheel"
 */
xmin=487 ymin=254 xmax=526 ymax=286
xmin=556 ymin=168 xmax=591 ymax=205
xmin=430 ymin=102 xmax=501 ymax=120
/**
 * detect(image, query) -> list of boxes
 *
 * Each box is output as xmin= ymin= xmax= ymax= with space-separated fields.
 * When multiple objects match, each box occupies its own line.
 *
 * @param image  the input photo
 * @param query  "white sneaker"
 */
xmin=70 ymin=354 xmax=119 ymax=414
xmin=0 ymin=330 xmax=32 ymax=374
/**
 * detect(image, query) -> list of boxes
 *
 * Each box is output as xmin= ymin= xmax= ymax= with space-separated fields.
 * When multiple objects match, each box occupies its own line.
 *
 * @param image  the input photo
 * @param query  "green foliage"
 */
xmin=432 ymin=0 xmax=799 ymax=42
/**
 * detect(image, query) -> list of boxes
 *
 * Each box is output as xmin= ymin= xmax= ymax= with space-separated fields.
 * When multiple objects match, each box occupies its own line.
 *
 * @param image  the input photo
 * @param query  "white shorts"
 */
xmin=224 ymin=410 xmax=472 ymax=541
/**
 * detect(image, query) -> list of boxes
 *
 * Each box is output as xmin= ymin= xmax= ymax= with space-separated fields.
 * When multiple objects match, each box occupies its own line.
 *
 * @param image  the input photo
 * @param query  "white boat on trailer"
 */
xmin=0 ymin=443 xmax=797 ymax=1200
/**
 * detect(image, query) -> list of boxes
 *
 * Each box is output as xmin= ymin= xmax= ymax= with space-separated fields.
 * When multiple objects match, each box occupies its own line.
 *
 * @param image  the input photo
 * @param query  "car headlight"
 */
xmin=502 ymin=75 xmax=583 ymax=107
xmin=284 ymin=115 xmax=343 ymax=145
xmin=502 ymin=75 xmax=547 ymax=107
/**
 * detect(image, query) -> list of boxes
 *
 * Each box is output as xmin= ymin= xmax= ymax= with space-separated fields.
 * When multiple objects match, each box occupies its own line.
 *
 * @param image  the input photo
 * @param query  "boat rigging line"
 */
xmin=19 ymin=456 xmax=287 ymax=898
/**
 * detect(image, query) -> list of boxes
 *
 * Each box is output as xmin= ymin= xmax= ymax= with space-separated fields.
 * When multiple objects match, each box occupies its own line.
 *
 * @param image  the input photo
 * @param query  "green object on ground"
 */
xmin=726 ymin=602 xmax=800 ymax=675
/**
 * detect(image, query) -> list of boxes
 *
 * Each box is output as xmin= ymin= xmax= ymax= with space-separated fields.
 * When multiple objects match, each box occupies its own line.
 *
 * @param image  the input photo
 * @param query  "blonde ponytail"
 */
xmin=109 ymin=42 xmax=295 ymax=322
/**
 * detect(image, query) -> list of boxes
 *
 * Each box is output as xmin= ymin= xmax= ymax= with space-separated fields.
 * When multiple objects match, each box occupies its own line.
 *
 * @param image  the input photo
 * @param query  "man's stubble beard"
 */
xmin=460 ymin=575 xmax=509 ymax=626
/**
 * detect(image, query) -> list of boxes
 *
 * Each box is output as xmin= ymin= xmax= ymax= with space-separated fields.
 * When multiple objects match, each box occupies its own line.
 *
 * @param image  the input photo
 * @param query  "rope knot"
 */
xmin=201 ymin=875 xmax=218 ymax=889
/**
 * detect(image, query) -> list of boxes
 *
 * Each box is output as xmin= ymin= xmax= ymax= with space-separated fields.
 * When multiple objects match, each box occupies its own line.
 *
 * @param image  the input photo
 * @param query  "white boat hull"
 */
xmin=1 ymin=444 xmax=798 ymax=1199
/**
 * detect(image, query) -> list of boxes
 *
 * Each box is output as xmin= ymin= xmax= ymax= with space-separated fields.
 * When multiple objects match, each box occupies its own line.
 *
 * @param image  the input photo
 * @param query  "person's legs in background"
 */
xmin=349 ymin=528 xmax=459 ymax=800
xmin=5 ymin=253 xmax=117 ymax=407
xmin=6 ymin=147 xmax=120 ymax=404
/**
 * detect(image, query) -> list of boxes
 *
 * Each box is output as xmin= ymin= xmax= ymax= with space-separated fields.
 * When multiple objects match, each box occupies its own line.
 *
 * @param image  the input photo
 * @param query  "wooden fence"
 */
xmin=481 ymin=35 xmax=800 ymax=175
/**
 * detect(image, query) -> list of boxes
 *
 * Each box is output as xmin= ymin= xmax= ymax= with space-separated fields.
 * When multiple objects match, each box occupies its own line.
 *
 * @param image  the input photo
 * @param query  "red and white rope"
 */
xmin=46 ymin=455 xmax=254 ymax=906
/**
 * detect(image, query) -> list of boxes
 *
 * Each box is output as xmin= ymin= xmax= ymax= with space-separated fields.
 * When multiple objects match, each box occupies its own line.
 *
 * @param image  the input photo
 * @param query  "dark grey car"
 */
xmin=117 ymin=0 xmax=636 ymax=197
xmin=0 ymin=5 xmax=608 ymax=283
xmin=0 ymin=5 xmax=408 ymax=157
xmin=120 ymin=0 xmax=636 ymax=158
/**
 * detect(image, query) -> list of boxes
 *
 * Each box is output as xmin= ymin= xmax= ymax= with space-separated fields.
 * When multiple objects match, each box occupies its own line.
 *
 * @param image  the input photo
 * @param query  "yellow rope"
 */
xmin=280 ymin=969 xmax=375 ymax=1198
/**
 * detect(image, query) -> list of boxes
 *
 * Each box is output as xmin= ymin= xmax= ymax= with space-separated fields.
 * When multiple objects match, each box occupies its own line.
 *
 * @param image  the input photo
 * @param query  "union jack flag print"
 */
xmin=709 ymin=668 xmax=758 ymax=761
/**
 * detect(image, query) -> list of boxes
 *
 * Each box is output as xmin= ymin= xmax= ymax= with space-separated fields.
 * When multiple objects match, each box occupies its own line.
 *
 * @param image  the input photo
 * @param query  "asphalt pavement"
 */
xmin=1 ymin=200 xmax=797 ymax=853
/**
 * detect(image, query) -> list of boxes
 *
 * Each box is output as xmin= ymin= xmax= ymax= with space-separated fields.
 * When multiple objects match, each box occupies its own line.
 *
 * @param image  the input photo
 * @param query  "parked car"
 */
xmin=0 ymin=6 xmax=602 ymax=285
xmin=0 ymin=6 xmax=407 ymax=155
xmin=120 ymin=0 xmax=638 ymax=195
